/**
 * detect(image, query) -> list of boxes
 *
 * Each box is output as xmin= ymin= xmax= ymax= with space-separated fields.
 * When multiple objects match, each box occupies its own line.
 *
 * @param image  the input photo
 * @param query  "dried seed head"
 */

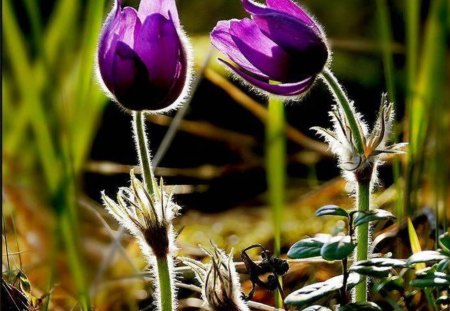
xmin=102 ymin=169 xmax=181 ymax=259
xmin=182 ymin=244 xmax=250 ymax=311
xmin=312 ymin=94 xmax=407 ymax=186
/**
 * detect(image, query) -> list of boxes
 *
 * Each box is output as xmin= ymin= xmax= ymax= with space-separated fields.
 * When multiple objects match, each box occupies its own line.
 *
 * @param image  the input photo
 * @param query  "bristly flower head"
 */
xmin=97 ymin=0 xmax=192 ymax=112
xmin=312 ymin=94 xmax=407 ymax=185
xmin=102 ymin=170 xmax=180 ymax=259
xmin=210 ymin=0 xmax=329 ymax=98
xmin=182 ymin=244 xmax=250 ymax=311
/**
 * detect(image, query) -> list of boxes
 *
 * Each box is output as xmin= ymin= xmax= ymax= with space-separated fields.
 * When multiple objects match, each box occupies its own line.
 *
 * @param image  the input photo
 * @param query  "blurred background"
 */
xmin=2 ymin=0 xmax=449 ymax=310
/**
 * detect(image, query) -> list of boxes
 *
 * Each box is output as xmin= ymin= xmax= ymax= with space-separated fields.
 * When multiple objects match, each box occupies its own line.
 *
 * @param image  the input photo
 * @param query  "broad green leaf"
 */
xmin=284 ymin=273 xmax=362 ymax=307
xmin=411 ymin=271 xmax=450 ymax=288
xmin=288 ymin=235 xmax=330 ymax=259
xmin=315 ymin=205 xmax=348 ymax=218
xmin=320 ymin=236 xmax=355 ymax=261
xmin=407 ymin=251 xmax=449 ymax=266
xmin=337 ymin=302 xmax=382 ymax=311
xmin=353 ymin=209 xmax=395 ymax=227
xmin=303 ymin=306 xmax=332 ymax=311
xmin=353 ymin=258 xmax=407 ymax=268
xmin=350 ymin=265 xmax=392 ymax=278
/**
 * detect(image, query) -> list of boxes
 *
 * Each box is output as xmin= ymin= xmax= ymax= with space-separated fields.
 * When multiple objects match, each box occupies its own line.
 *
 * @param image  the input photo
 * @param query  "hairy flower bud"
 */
xmin=312 ymin=94 xmax=407 ymax=186
xmin=211 ymin=0 xmax=329 ymax=97
xmin=97 ymin=0 xmax=192 ymax=112
xmin=182 ymin=245 xmax=250 ymax=311
xmin=102 ymin=170 xmax=180 ymax=259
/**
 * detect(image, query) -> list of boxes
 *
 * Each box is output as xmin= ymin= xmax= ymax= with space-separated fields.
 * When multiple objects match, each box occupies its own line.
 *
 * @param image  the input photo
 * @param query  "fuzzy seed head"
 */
xmin=102 ymin=169 xmax=181 ymax=259
xmin=312 ymin=93 xmax=407 ymax=187
xmin=182 ymin=244 xmax=250 ymax=311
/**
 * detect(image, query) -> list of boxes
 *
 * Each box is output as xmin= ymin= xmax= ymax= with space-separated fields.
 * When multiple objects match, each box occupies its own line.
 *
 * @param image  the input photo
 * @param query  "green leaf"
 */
xmin=303 ymin=306 xmax=332 ymax=311
xmin=373 ymin=276 xmax=404 ymax=293
xmin=407 ymin=251 xmax=449 ymax=266
xmin=284 ymin=273 xmax=362 ymax=307
xmin=411 ymin=271 xmax=450 ymax=288
xmin=337 ymin=302 xmax=382 ymax=311
xmin=436 ymin=259 xmax=450 ymax=272
xmin=350 ymin=265 xmax=392 ymax=278
xmin=320 ymin=236 xmax=355 ymax=261
xmin=439 ymin=232 xmax=450 ymax=254
xmin=353 ymin=209 xmax=395 ymax=227
xmin=288 ymin=235 xmax=330 ymax=259
xmin=436 ymin=295 xmax=450 ymax=305
xmin=353 ymin=258 xmax=407 ymax=268
xmin=315 ymin=205 xmax=348 ymax=218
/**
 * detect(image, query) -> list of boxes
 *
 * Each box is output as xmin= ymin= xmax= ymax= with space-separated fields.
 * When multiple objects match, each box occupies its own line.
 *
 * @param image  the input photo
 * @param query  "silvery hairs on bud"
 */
xmin=102 ymin=169 xmax=181 ymax=260
xmin=312 ymin=93 xmax=407 ymax=190
xmin=182 ymin=244 xmax=250 ymax=311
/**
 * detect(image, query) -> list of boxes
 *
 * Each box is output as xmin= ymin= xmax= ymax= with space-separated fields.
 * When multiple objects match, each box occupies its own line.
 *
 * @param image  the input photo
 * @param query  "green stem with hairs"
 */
xmin=266 ymin=95 xmax=286 ymax=308
xmin=133 ymin=112 xmax=173 ymax=311
xmin=133 ymin=111 xmax=155 ymax=195
xmin=354 ymin=181 xmax=370 ymax=302
xmin=320 ymin=68 xmax=364 ymax=154
xmin=156 ymin=257 xmax=174 ymax=311
xmin=320 ymin=68 xmax=371 ymax=302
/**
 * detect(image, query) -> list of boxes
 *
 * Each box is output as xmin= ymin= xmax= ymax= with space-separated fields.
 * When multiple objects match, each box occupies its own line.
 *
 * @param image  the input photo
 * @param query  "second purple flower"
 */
xmin=211 ymin=0 xmax=329 ymax=97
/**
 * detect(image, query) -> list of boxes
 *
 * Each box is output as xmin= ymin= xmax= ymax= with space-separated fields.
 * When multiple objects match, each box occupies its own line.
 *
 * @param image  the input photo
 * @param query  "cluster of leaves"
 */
xmin=284 ymin=204 xmax=450 ymax=310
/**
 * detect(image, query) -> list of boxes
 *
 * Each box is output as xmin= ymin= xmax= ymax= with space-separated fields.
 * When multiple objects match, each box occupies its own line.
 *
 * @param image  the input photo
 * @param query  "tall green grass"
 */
xmin=3 ymin=0 xmax=110 ymax=309
xmin=405 ymin=0 xmax=448 ymax=230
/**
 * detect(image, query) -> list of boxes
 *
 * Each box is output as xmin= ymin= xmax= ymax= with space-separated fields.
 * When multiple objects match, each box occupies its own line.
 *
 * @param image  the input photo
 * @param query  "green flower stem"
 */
xmin=354 ymin=181 xmax=370 ymax=302
xmin=133 ymin=111 xmax=155 ymax=195
xmin=266 ymin=95 xmax=285 ymax=308
xmin=156 ymin=256 xmax=173 ymax=311
xmin=320 ymin=68 xmax=365 ymax=154
xmin=320 ymin=69 xmax=372 ymax=302
xmin=133 ymin=112 xmax=174 ymax=311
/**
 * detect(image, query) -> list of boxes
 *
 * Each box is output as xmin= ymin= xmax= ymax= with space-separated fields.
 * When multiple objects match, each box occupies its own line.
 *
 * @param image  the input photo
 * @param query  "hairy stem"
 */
xmin=133 ymin=112 xmax=174 ymax=310
xmin=354 ymin=181 xmax=370 ymax=302
xmin=133 ymin=111 xmax=155 ymax=195
xmin=266 ymin=95 xmax=286 ymax=308
xmin=156 ymin=256 xmax=174 ymax=311
xmin=320 ymin=68 xmax=365 ymax=154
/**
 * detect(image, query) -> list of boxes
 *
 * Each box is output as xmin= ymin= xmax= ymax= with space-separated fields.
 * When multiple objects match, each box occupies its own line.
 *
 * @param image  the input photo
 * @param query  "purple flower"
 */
xmin=97 ymin=0 xmax=191 ymax=112
xmin=210 ymin=0 xmax=329 ymax=97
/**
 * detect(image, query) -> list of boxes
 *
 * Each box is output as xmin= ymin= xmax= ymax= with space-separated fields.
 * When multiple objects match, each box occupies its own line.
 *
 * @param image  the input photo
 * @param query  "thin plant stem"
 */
xmin=156 ymin=256 xmax=174 ymax=311
xmin=320 ymin=68 xmax=364 ymax=154
xmin=133 ymin=111 xmax=155 ymax=194
xmin=354 ymin=182 xmax=370 ymax=302
xmin=133 ymin=112 xmax=174 ymax=311
xmin=266 ymin=95 xmax=285 ymax=308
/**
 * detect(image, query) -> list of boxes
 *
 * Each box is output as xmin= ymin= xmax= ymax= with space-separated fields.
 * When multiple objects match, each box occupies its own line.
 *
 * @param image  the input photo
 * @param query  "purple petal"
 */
xmin=98 ymin=5 xmax=141 ymax=91
xmin=116 ymin=7 xmax=141 ymax=47
xmin=134 ymin=14 xmax=181 ymax=92
xmin=229 ymin=18 xmax=290 ymax=81
xmin=211 ymin=20 xmax=268 ymax=79
xmin=252 ymin=12 xmax=323 ymax=51
xmin=111 ymin=42 xmax=180 ymax=111
xmin=241 ymin=0 xmax=269 ymax=15
xmin=266 ymin=0 xmax=319 ymax=30
xmin=252 ymin=12 xmax=329 ymax=77
xmin=219 ymin=59 xmax=314 ymax=96
xmin=138 ymin=0 xmax=179 ymax=25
